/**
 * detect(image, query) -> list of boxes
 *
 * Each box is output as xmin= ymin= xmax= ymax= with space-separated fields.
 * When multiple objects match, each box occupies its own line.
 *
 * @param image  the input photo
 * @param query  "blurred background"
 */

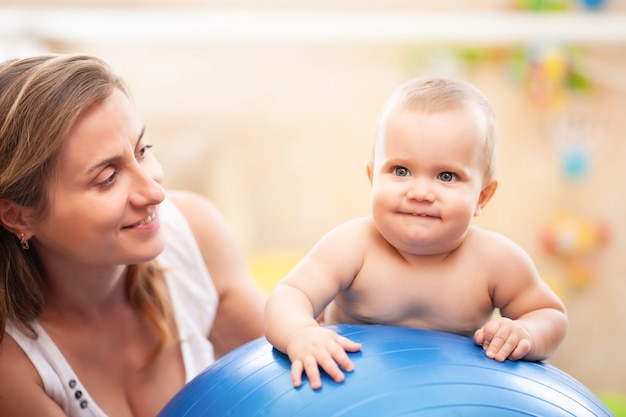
xmin=2 ymin=0 xmax=625 ymax=409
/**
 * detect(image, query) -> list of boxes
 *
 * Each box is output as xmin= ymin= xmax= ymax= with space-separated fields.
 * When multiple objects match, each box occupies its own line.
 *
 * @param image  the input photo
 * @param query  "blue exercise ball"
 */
xmin=158 ymin=324 xmax=612 ymax=416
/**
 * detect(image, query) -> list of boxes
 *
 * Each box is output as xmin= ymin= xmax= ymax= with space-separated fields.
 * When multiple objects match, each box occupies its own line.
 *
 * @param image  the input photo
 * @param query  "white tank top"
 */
xmin=6 ymin=197 xmax=219 ymax=416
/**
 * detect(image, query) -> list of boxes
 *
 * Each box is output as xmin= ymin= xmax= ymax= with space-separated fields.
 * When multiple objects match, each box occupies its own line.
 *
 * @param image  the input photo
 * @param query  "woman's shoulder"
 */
xmin=161 ymin=189 xmax=248 ymax=288
xmin=165 ymin=190 xmax=227 ymax=238
xmin=0 ymin=333 xmax=40 ymax=385
xmin=0 ymin=333 xmax=65 ymax=416
xmin=166 ymin=190 xmax=213 ymax=221
xmin=166 ymin=189 xmax=207 ymax=207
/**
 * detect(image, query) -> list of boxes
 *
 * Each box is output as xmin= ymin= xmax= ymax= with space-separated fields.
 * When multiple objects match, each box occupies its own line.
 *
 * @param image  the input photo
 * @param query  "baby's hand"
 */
xmin=474 ymin=317 xmax=532 ymax=362
xmin=286 ymin=326 xmax=362 ymax=390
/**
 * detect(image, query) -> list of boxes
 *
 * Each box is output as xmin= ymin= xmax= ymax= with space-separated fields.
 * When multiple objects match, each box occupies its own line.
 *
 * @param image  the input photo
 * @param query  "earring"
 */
xmin=20 ymin=233 xmax=30 ymax=250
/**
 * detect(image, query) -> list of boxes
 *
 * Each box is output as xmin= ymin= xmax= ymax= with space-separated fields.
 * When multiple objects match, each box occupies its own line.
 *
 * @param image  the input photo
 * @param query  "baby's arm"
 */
xmin=474 ymin=234 xmax=568 ymax=362
xmin=265 ymin=284 xmax=361 ymax=389
xmin=264 ymin=219 xmax=368 ymax=389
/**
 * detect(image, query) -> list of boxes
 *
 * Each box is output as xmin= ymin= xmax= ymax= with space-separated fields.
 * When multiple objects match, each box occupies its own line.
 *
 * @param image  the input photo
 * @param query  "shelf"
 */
xmin=1 ymin=7 xmax=626 ymax=45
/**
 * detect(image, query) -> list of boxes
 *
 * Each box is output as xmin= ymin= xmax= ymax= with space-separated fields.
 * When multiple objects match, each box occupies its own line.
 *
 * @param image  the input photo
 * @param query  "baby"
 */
xmin=265 ymin=76 xmax=568 ymax=390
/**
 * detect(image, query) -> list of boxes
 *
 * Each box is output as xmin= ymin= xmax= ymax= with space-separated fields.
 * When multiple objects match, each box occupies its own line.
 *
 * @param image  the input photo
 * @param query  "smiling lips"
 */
xmin=137 ymin=212 xmax=156 ymax=225
xmin=408 ymin=211 xmax=437 ymax=218
xmin=125 ymin=212 xmax=156 ymax=228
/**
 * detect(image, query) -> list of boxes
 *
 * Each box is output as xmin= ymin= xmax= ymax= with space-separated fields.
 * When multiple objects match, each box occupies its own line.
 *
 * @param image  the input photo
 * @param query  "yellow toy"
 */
xmin=540 ymin=211 xmax=610 ymax=288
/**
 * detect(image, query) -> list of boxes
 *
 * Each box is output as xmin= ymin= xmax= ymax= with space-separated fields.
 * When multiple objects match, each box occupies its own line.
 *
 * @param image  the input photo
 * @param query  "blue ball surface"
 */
xmin=159 ymin=324 xmax=612 ymax=416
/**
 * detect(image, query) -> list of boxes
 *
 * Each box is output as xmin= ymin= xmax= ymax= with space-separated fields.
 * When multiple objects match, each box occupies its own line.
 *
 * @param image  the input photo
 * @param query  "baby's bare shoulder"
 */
xmin=321 ymin=216 xmax=380 ymax=246
xmin=467 ymin=227 xmax=528 ymax=256
xmin=466 ymin=227 xmax=539 ymax=281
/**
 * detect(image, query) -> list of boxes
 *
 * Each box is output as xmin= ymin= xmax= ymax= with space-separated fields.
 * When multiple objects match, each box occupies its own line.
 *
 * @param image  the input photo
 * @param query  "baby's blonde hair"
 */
xmin=372 ymin=76 xmax=497 ymax=183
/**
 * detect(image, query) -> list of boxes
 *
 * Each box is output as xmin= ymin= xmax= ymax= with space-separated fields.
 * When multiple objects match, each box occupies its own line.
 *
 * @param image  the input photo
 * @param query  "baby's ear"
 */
xmin=365 ymin=160 xmax=374 ymax=183
xmin=475 ymin=178 xmax=498 ymax=216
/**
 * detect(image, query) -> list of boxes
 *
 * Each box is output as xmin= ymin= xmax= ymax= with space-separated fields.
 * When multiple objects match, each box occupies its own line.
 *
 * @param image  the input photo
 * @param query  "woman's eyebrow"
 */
xmin=85 ymin=126 xmax=146 ymax=175
xmin=134 ymin=126 xmax=146 ymax=150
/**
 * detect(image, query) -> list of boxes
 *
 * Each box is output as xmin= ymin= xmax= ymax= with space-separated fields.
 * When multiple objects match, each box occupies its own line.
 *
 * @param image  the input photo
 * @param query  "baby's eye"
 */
xmin=438 ymin=172 xmax=456 ymax=182
xmin=393 ymin=166 xmax=410 ymax=177
xmin=137 ymin=144 xmax=153 ymax=160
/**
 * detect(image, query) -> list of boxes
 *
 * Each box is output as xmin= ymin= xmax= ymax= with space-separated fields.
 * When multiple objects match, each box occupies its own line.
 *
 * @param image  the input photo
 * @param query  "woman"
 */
xmin=0 ymin=53 xmax=265 ymax=416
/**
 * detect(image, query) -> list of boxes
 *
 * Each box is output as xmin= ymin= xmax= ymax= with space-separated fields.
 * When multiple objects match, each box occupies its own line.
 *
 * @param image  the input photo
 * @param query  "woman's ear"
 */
xmin=0 ymin=199 xmax=32 ymax=235
xmin=474 ymin=178 xmax=498 ymax=216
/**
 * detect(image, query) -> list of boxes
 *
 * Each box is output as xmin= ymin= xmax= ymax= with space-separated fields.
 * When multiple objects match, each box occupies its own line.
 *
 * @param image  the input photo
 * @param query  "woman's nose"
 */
xmin=129 ymin=162 xmax=165 ymax=206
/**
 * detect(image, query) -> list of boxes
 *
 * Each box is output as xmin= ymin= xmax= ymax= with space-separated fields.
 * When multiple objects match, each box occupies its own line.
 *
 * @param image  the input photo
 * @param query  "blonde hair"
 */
xmin=373 ymin=76 xmax=497 ymax=183
xmin=0 ymin=54 xmax=173 ymax=359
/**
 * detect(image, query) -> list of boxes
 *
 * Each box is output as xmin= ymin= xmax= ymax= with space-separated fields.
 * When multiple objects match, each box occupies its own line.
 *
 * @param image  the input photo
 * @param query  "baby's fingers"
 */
xmin=473 ymin=328 xmax=486 ymax=346
xmin=478 ymin=320 xmax=531 ymax=362
xmin=332 ymin=336 xmax=362 ymax=373
xmin=290 ymin=359 xmax=305 ymax=388
xmin=337 ymin=335 xmax=363 ymax=354
xmin=485 ymin=332 xmax=516 ymax=362
xmin=508 ymin=338 xmax=531 ymax=361
xmin=299 ymin=340 xmax=361 ymax=389
xmin=489 ymin=334 xmax=531 ymax=362
xmin=316 ymin=349 xmax=348 ymax=387
xmin=293 ymin=351 xmax=345 ymax=390
xmin=291 ymin=356 xmax=326 ymax=390
xmin=303 ymin=355 xmax=326 ymax=390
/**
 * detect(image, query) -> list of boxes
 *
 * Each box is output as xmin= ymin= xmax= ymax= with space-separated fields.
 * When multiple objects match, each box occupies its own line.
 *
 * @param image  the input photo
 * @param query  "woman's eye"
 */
xmin=100 ymin=170 xmax=118 ymax=187
xmin=393 ymin=166 xmax=410 ymax=177
xmin=438 ymin=172 xmax=456 ymax=182
xmin=137 ymin=144 xmax=153 ymax=160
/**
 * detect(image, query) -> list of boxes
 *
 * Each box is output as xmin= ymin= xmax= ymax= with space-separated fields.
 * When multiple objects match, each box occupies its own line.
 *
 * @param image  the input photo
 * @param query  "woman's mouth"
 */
xmin=124 ymin=212 xmax=156 ymax=229
xmin=137 ymin=212 xmax=156 ymax=226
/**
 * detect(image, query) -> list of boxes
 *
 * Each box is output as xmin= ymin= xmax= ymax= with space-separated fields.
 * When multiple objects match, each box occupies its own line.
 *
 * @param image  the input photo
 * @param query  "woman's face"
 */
xmin=30 ymin=89 xmax=166 ymax=270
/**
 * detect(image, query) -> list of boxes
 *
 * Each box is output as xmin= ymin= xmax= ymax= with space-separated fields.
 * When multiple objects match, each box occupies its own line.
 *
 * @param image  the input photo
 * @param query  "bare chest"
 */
xmin=328 ymin=252 xmax=495 ymax=336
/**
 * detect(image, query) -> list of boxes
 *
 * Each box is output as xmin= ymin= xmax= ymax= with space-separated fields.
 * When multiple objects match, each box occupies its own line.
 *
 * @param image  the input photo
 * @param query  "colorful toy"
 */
xmin=509 ymin=42 xmax=591 ymax=112
xmin=541 ymin=211 xmax=610 ymax=288
xmin=515 ymin=0 xmax=570 ymax=11
xmin=158 ymin=324 xmax=612 ymax=416
xmin=548 ymin=110 xmax=600 ymax=181
xmin=580 ymin=0 xmax=607 ymax=10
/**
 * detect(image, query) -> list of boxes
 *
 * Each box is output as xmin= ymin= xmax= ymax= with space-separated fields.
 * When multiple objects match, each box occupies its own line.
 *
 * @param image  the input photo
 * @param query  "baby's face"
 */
xmin=368 ymin=103 xmax=493 ymax=256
